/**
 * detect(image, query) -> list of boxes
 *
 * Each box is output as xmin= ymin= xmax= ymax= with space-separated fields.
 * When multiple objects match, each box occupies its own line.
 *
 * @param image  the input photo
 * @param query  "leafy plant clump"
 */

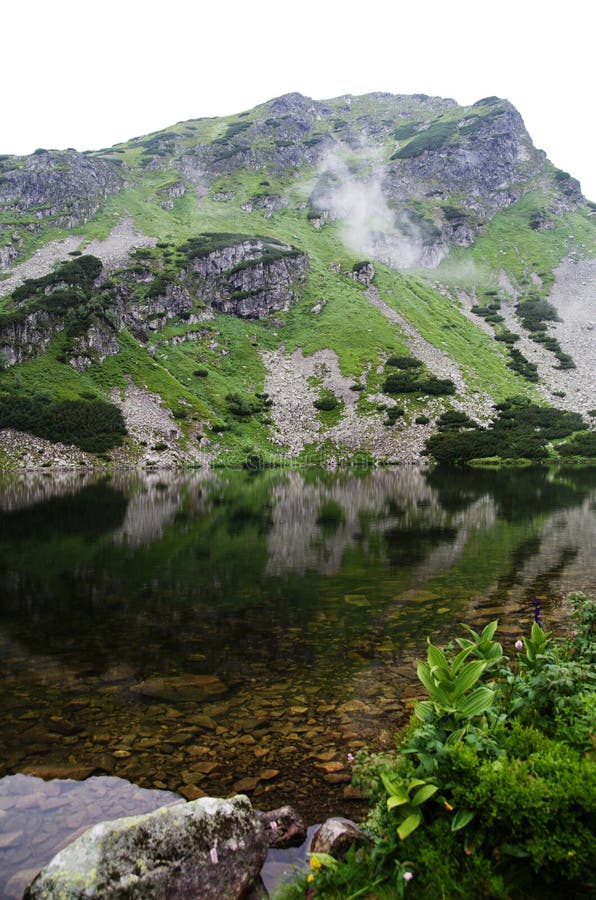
xmin=280 ymin=594 xmax=595 ymax=899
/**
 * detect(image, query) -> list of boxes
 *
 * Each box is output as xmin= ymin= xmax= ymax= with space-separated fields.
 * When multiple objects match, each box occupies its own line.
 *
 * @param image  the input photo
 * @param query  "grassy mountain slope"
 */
xmin=0 ymin=92 xmax=594 ymax=468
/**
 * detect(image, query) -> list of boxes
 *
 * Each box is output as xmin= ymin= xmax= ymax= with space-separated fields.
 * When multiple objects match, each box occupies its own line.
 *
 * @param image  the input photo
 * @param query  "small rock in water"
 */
xmin=314 ymin=761 xmax=344 ymax=774
xmin=258 ymin=770 xmax=279 ymax=782
xmin=310 ymin=817 xmax=372 ymax=860
xmin=258 ymin=806 xmax=306 ymax=848
xmin=178 ymin=784 xmax=207 ymax=801
xmin=233 ymin=777 xmax=260 ymax=793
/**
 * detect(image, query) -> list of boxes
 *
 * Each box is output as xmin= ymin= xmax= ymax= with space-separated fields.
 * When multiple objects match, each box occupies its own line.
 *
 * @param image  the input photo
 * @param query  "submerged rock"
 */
xmin=128 ymin=674 xmax=228 ymax=703
xmin=24 ymin=794 xmax=268 ymax=899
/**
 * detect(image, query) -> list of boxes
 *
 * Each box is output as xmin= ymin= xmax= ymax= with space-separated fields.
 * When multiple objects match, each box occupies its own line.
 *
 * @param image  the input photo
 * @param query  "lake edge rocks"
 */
xmin=24 ymin=795 xmax=312 ymax=899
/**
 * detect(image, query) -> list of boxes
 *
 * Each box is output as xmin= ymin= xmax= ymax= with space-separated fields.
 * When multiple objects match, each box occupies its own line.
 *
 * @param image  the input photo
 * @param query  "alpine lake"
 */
xmin=1 ymin=464 xmax=595 ymax=897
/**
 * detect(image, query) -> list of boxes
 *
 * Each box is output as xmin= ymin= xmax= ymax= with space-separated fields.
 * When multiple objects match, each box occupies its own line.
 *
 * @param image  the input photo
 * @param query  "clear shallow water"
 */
xmin=0 ymin=465 xmax=595 ymax=895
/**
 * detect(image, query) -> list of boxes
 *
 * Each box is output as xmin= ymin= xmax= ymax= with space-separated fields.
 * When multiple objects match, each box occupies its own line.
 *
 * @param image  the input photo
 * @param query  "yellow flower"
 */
xmin=310 ymin=856 xmax=322 ymax=871
xmin=568 ymin=851 xmax=576 ymax=857
xmin=307 ymin=874 xmax=315 ymax=883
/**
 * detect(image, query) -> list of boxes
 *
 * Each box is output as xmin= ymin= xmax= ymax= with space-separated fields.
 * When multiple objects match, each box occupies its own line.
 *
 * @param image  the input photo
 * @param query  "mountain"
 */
xmin=0 ymin=91 xmax=594 ymax=469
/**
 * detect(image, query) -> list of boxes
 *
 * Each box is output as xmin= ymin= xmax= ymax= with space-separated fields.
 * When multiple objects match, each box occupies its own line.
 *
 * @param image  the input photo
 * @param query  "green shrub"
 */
xmin=383 ymin=372 xmax=456 ymax=396
xmin=515 ymin=298 xmax=560 ymax=331
xmin=393 ymin=122 xmax=421 ymax=140
xmin=425 ymin=399 xmax=585 ymax=465
xmin=558 ymin=432 xmax=596 ymax=458
xmin=436 ymin=410 xmax=477 ymax=431
xmin=507 ymin=348 xmax=539 ymax=382
xmin=495 ymin=331 xmax=520 ymax=345
xmin=226 ymin=392 xmax=262 ymax=417
xmin=314 ymin=395 xmax=340 ymax=412
xmin=384 ymin=406 xmax=405 ymax=426
xmin=0 ymin=392 xmax=126 ymax=453
xmin=386 ymin=356 xmax=424 ymax=369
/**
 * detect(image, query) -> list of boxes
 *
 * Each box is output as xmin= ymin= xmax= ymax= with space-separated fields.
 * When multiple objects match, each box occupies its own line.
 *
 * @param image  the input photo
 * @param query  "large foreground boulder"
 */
xmin=24 ymin=794 xmax=268 ymax=899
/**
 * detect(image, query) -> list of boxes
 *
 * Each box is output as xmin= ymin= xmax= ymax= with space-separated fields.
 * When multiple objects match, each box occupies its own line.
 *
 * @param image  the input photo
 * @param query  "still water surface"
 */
xmin=0 ymin=465 xmax=595 ymax=894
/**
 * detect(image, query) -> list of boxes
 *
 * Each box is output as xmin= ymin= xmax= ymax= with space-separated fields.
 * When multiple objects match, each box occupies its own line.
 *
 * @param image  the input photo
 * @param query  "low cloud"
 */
xmin=310 ymin=144 xmax=446 ymax=269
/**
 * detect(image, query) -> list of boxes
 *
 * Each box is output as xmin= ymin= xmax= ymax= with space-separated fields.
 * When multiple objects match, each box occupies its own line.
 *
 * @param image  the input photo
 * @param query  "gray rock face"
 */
xmin=24 ymin=794 xmax=268 ymax=900
xmin=0 ymin=309 xmax=63 ymax=366
xmin=0 ymin=149 xmax=122 ymax=230
xmin=0 ymin=235 xmax=307 ymax=368
xmin=386 ymin=103 xmax=541 ymax=207
xmin=123 ymin=281 xmax=196 ymax=341
xmin=186 ymin=238 xmax=308 ymax=319
xmin=68 ymin=318 xmax=120 ymax=372
xmin=0 ymin=241 xmax=20 ymax=271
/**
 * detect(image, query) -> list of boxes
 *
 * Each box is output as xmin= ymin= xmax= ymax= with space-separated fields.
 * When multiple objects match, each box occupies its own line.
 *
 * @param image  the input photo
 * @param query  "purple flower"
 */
xmin=532 ymin=597 xmax=543 ymax=628
xmin=515 ymin=639 xmax=523 ymax=651
xmin=404 ymin=871 xmax=413 ymax=882
xmin=347 ymin=753 xmax=355 ymax=763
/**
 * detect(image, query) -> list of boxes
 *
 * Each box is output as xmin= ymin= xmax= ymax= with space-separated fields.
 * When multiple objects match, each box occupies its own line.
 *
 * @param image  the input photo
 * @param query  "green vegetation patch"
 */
xmin=383 ymin=370 xmax=456 ymax=397
xmin=0 ymin=392 xmax=126 ymax=452
xmin=391 ymin=120 xmax=457 ymax=159
xmin=425 ymin=397 xmax=586 ymax=465
xmin=280 ymin=593 xmax=595 ymax=899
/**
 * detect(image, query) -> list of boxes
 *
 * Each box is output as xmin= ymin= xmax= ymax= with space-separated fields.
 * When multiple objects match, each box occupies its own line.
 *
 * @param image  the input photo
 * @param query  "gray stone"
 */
xmin=24 ymin=794 xmax=268 ymax=899
xmin=310 ymin=817 xmax=372 ymax=861
xmin=258 ymin=806 xmax=306 ymax=848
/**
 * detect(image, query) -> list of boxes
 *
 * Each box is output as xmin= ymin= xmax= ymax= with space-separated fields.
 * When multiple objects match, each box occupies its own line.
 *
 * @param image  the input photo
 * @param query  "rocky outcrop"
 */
xmin=350 ymin=261 xmax=375 ymax=284
xmin=0 ymin=149 xmax=122 ymax=229
xmin=158 ymin=180 xmax=186 ymax=210
xmin=0 ymin=308 xmax=64 ymax=366
xmin=0 ymin=240 xmax=21 ymax=272
xmin=122 ymin=281 xmax=197 ymax=341
xmin=68 ymin=318 xmax=120 ymax=371
xmin=185 ymin=237 xmax=308 ymax=319
xmin=0 ymin=234 xmax=308 ymax=371
xmin=241 ymin=193 xmax=288 ymax=218
xmin=24 ymin=795 xmax=268 ymax=900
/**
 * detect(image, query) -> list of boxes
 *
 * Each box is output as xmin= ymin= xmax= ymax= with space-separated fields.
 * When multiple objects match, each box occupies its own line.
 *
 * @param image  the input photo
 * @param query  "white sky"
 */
xmin=2 ymin=0 xmax=595 ymax=199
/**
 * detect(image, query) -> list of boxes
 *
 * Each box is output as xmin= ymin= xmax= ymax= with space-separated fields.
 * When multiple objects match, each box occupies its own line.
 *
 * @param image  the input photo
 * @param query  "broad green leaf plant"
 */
xmin=414 ymin=621 xmax=501 ymax=729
